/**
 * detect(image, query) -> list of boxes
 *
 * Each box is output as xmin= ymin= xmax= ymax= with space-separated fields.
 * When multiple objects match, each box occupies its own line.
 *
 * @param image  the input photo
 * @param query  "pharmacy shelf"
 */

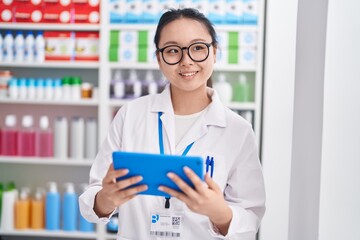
xmin=0 ymin=98 xmax=99 ymax=106
xmin=108 ymin=98 xmax=256 ymax=111
xmin=0 ymin=61 xmax=100 ymax=69
xmin=0 ymin=156 xmax=93 ymax=166
xmin=108 ymin=62 xmax=257 ymax=72
xmin=0 ymin=229 xmax=97 ymax=239
xmin=1 ymin=23 xmax=101 ymax=31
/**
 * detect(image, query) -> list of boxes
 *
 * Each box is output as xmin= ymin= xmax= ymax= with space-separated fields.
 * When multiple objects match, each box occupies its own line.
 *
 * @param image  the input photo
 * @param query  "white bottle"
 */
xmin=126 ymin=70 xmax=141 ymax=98
xmin=144 ymin=70 xmax=158 ymax=95
xmin=85 ymin=118 xmax=97 ymax=159
xmin=54 ymin=116 xmax=68 ymax=158
xmin=70 ymin=117 xmax=84 ymax=159
xmin=25 ymin=31 xmax=35 ymax=62
xmin=3 ymin=31 xmax=14 ymax=62
xmin=35 ymin=31 xmax=45 ymax=62
xmin=8 ymin=77 xmax=18 ymax=99
xmin=18 ymin=78 xmax=27 ymax=99
xmin=112 ymin=70 xmax=125 ymax=99
xmin=44 ymin=78 xmax=53 ymax=100
xmin=53 ymin=78 xmax=62 ymax=100
xmin=27 ymin=78 xmax=36 ymax=99
xmin=213 ymin=73 xmax=233 ymax=103
xmin=35 ymin=78 xmax=45 ymax=99
xmin=14 ymin=31 xmax=25 ymax=62
xmin=0 ymin=183 xmax=18 ymax=231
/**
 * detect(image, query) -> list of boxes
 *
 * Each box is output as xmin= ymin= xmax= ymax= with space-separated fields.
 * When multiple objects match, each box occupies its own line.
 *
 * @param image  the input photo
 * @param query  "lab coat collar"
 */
xmin=151 ymin=85 xmax=227 ymax=155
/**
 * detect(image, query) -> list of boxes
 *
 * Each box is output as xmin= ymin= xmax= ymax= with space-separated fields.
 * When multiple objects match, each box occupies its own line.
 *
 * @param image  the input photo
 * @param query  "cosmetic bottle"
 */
xmin=213 ymin=73 xmax=233 ymax=103
xmin=54 ymin=116 xmax=68 ymax=158
xmin=70 ymin=117 xmax=84 ymax=159
xmin=85 ymin=118 xmax=97 ymax=159
xmin=62 ymin=183 xmax=78 ymax=231
xmin=30 ymin=188 xmax=45 ymax=229
xmin=1 ymin=114 xmax=18 ymax=156
xmin=125 ymin=70 xmax=142 ymax=98
xmin=112 ymin=70 xmax=125 ymax=99
xmin=45 ymin=182 xmax=60 ymax=230
xmin=0 ymin=182 xmax=18 ymax=231
xmin=18 ymin=115 xmax=35 ymax=156
xmin=36 ymin=116 xmax=54 ymax=157
xmin=15 ymin=187 xmax=31 ymax=229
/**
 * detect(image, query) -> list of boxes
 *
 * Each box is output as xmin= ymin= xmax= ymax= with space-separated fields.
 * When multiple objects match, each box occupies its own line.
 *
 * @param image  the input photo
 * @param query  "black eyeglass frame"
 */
xmin=157 ymin=42 xmax=213 ymax=65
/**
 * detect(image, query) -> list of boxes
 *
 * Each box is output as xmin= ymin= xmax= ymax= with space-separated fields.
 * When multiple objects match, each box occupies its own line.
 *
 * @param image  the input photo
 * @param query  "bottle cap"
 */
xmin=145 ymin=70 xmax=154 ymax=82
xmin=113 ymin=70 xmax=122 ymax=81
xmin=34 ymin=187 xmax=44 ymax=200
xmin=22 ymin=115 xmax=33 ymax=128
xmin=62 ymin=77 xmax=71 ymax=85
xmin=19 ymin=187 xmax=30 ymax=200
xmin=39 ymin=116 xmax=49 ymax=129
xmin=64 ymin=182 xmax=75 ymax=193
xmin=48 ymin=182 xmax=58 ymax=193
xmin=129 ymin=70 xmax=138 ymax=82
xmin=5 ymin=114 xmax=16 ymax=127
xmin=239 ymin=74 xmax=247 ymax=84
xmin=72 ymin=76 xmax=82 ymax=85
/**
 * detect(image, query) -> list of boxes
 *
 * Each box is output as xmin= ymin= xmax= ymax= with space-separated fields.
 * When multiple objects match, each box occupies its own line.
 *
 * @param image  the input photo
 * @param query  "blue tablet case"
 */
xmin=112 ymin=151 xmax=204 ymax=197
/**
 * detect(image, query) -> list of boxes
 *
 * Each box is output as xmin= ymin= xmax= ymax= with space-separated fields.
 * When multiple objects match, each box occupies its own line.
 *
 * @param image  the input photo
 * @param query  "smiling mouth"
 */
xmin=179 ymin=71 xmax=198 ymax=77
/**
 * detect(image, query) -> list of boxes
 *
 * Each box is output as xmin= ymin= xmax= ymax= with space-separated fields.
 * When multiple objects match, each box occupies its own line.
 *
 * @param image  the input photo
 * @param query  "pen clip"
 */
xmin=206 ymin=156 xmax=214 ymax=178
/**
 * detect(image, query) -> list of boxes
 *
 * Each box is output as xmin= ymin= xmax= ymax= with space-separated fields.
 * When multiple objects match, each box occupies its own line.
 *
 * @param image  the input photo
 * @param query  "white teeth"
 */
xmin=180 ymin=72 xmax=196 ymax=77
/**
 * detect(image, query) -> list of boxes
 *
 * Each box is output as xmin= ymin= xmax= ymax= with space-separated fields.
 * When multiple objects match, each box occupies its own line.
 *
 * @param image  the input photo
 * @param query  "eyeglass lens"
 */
xmin=161 ymin=42 xmax=210 ymax=65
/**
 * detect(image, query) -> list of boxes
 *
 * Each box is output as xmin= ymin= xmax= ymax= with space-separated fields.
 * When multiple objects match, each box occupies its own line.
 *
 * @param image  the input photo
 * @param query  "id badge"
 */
xmin=150 ymin=209 xmax=184 ymax=239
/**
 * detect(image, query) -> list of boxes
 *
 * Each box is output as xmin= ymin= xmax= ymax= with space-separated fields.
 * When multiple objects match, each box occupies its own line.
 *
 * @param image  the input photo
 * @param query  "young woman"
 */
xmin=79 ymin=8 xmax=265 ymax=240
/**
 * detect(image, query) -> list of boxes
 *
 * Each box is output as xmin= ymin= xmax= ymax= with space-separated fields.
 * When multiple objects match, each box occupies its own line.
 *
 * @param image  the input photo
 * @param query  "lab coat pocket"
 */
xmin=203 ymin=153 xmax=228 ymax=191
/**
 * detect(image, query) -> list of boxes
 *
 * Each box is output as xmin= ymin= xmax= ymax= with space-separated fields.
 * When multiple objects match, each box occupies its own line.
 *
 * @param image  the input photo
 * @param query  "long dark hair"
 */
xmin=154 ymin=8 xmax=218 ymax=87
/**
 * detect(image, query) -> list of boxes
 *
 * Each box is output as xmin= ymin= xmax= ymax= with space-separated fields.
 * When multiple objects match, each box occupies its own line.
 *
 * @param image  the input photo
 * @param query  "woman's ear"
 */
xmin=213 ymin=46 xmax=217 ymax=63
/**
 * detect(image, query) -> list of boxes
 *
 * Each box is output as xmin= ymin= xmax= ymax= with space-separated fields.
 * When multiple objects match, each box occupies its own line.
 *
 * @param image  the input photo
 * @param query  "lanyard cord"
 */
xmin=158 ymin=112 xmax=194 ymax=209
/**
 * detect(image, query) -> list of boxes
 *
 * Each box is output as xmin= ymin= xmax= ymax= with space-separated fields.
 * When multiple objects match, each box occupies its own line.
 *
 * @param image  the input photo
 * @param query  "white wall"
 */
xmin=319 ymin=0 xmax=360 ymax=239
xmin=259 ymin=1 xmax=298 ymax=239
xmin=261 ymin=0 xmax=360 ymax=240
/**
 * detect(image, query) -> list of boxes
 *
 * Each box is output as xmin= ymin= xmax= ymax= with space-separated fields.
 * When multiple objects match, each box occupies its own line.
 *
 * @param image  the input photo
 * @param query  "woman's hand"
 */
xmin=93 ymin=164 xmax=148 ymax=218
xmin=158 ymin=166 xmax=232 ymax=235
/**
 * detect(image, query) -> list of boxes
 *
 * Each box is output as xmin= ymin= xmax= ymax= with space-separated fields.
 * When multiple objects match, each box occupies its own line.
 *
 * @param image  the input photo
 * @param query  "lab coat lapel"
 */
xmin=175 ymin=88 xmax=227 ymax=155
xmin=175 ymin=115 xmax=208 ymax=155
xmin=151 ymin=85 xmax=176 ymax=155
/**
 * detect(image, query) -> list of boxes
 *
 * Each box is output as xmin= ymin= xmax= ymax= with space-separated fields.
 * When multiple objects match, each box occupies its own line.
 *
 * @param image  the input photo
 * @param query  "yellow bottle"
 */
xmin=15 ymin=187 xmax=30 ymax=229
xmin=30 ymin=188 xmax=45 ymax=229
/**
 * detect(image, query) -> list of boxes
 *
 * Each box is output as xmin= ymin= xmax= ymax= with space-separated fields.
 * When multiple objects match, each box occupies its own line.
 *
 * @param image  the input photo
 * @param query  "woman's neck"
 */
xmin=170 ymin=85 xmax=211 ymax=115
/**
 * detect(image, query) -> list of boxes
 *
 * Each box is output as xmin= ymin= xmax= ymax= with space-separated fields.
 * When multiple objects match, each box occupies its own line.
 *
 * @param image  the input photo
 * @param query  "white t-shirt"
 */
xmin=174 ymin=109 xmax=206 ymax=146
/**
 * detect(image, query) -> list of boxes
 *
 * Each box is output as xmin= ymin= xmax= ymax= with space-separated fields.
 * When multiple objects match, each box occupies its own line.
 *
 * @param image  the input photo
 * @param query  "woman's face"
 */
xmin=156 ymin=18 xmax=217 ymax=93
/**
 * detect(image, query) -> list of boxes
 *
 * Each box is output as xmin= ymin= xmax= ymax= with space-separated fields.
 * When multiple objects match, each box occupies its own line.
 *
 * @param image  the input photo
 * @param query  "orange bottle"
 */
xmin=30 ymin=188 xmax=45 ymax=229
xmin=15 ymin=187 xmax=30 ymax=229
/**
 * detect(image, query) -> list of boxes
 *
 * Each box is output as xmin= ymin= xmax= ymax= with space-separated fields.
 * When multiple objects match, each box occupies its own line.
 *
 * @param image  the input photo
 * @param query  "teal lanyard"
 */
xmin=158 ymin=112 xmax=194 ymax=156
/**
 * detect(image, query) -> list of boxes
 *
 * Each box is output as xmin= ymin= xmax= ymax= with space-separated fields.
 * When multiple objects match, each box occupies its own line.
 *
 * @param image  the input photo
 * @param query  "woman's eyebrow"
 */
xmin=162 ymin=38 xmax=209 ymax=46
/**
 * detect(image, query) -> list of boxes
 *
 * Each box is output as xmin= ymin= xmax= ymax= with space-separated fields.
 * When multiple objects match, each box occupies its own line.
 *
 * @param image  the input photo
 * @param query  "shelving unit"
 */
xmin=0 ymin=1 xmax=265 ymax=240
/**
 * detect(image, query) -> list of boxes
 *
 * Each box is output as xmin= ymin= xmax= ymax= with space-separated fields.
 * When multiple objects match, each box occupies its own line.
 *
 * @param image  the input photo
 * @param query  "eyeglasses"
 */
xmin=157 ymin=42 xmax=213 ymax=65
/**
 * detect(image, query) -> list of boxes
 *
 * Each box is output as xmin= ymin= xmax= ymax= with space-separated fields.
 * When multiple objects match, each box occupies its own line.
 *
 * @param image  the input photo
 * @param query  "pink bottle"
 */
xmin=18 ymin=115 xmax=35 ymax=157
xmin=35 ymin=116 xmax=53 ymax=157
xmin=1 ymin=115 xmax=18 ymax=156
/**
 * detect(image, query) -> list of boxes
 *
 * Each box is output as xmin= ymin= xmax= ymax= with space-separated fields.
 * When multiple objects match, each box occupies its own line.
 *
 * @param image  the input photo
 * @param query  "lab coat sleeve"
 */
xmin=209 ymin=126 xmax=266 ymax=239
xmin=79 ymin=106 xmax=127 ymax=224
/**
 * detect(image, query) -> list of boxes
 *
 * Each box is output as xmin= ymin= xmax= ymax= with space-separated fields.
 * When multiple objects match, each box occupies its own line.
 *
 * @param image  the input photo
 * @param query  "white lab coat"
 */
xmin=79 ymin=86 xmax=265 ymax=240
